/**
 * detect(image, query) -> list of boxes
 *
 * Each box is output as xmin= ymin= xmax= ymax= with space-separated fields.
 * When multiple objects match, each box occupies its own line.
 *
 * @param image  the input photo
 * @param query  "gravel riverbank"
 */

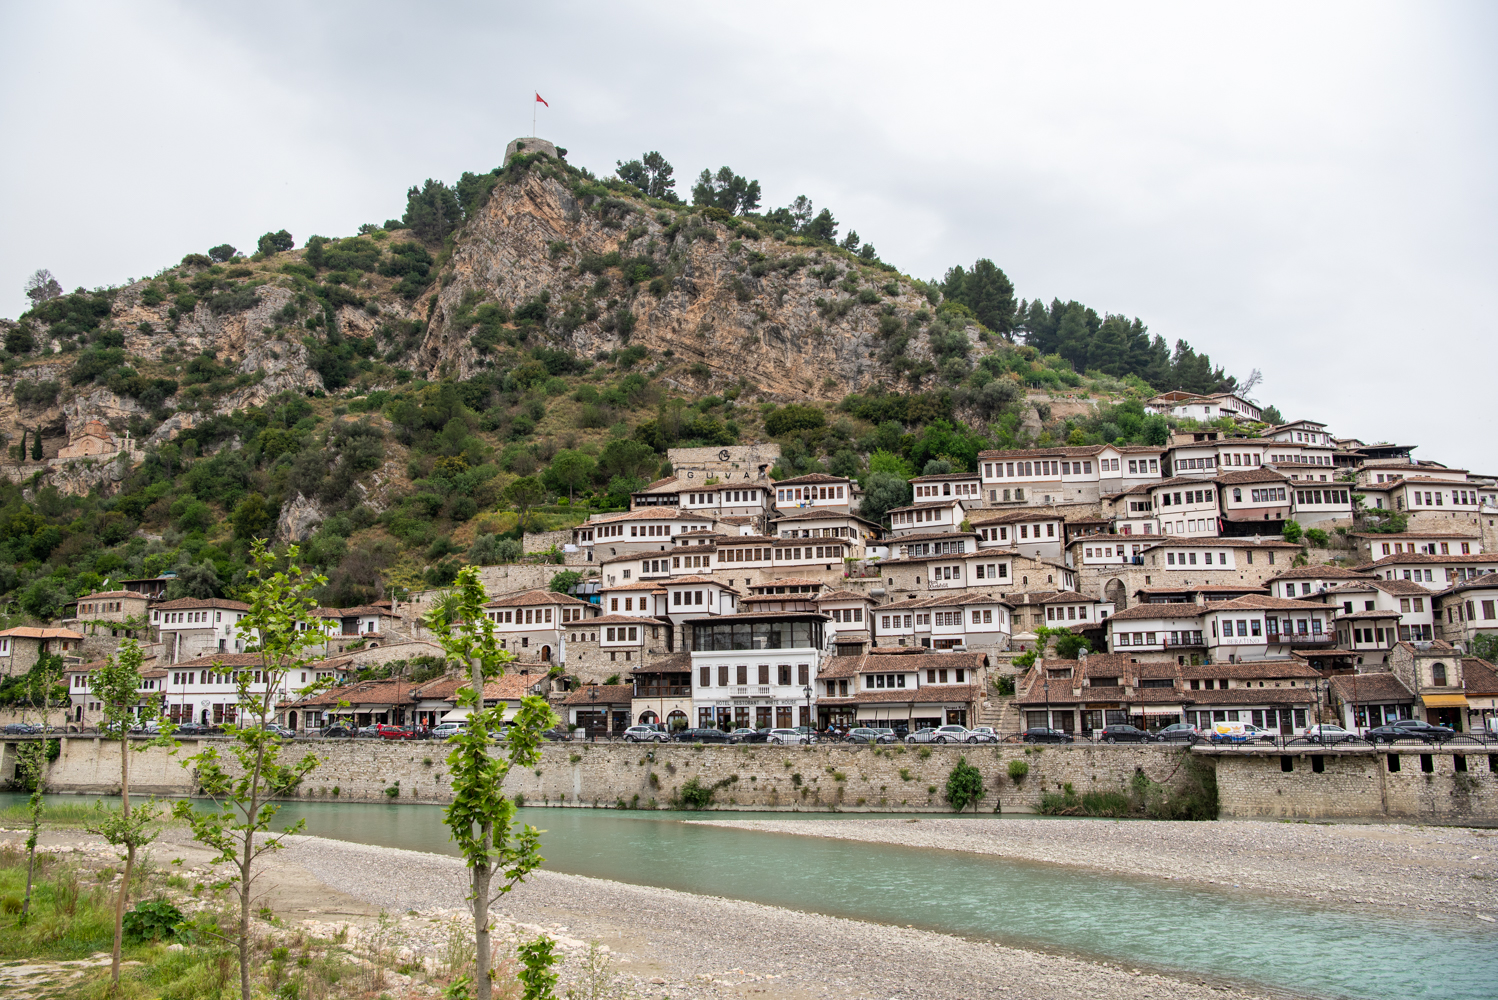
xmin=263 ymin=833 xmax=1301 ymax=1000
xmin=696 ymin=817 xmax=1498 ymax=915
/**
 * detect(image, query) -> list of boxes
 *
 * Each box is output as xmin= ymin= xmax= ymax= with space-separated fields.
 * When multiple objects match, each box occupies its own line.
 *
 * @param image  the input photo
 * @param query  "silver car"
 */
xmin=767 ymin=727 xmax=811 ymax=744
xmin=966 ymin=726 xmax=1001 ymax=744
xmin=905 ymin=725 xmax=971 ymax=745
xmin=624 ymin=724 xmax=670 ymax=743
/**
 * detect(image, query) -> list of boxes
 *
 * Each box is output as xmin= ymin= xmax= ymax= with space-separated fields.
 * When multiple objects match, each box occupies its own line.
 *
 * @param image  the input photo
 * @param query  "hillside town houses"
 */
xmin=30 ymin=398 xmax=1498 ymax=740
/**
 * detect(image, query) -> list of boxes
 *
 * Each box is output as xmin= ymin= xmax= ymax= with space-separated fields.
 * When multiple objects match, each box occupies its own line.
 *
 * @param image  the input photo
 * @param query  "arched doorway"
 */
xmin=288 ymin=711 xmax=298 ymax=731
xmin=639 ymin=711 xmax=659 ymax=725
xmin=666 ymin=709 xmax=687 ymax=730
xmin=1105 ymin=578 xmax=1128 ymax=610
xmin=541 ymin=645 xmax=552 ymax=663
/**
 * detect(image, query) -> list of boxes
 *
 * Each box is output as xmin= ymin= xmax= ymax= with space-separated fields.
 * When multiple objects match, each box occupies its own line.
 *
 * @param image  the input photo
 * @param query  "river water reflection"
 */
xmin=8 ymin=794 xmax=1490 ymax=1000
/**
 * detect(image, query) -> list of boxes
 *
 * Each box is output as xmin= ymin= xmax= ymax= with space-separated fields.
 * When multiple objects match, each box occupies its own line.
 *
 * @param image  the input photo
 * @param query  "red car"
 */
xmin=375 ymin=724 xmax=417 ymax=740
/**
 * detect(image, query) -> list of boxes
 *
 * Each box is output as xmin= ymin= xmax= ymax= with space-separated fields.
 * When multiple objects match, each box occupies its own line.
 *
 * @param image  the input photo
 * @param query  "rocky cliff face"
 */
xmin=421 ymin=167 xmax=971 ymax=399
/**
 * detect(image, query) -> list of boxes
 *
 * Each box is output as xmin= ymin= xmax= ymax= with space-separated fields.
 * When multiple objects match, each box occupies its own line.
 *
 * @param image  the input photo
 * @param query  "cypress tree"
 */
xmin=30 ymin=427 xmax=42 ymax=461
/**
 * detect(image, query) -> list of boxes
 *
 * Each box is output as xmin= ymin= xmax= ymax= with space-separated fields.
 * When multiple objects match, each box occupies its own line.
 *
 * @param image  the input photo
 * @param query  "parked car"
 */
xmin=766 ymin=727 xmax=811 ymax=744
xmin=2 ymin=722 xmax=40 ymax=735
xmin=792 ymin=726 xmax=820 ymax=744
xmin=728 ymin=727 xmax=770 ymax=744
xmin=907 ymin=725 xmax=972 ymax=744
xmin=966 ymin=726 xmax=1001 ymax=743
xmin=1021 ymin=727 xmax=1074 ymax=744
xmin=1366 ymin=719 xmax=1456 ymax=744
xmin=261 ymin=724 xmax=296 ymax=739
xmin=319 ymin=725 xmax=357 ymax=738
xmin=1241 ymin=723 xmax=1278 ymax=743
xmin=1096 ymin=724 xmax=1151 ymax=744
xmin=429 ymin=722 xmax=467 ymax=740
xmin=174 ymin=722 xmax=221 ymax=736
xmin=626 ymin=724 xmax=672 ymax=743
xmin=373 ymin=724 xmax=415 ymax=740
xmin=844 ymin=727 xmax=894 ymax=745
xmin=1153 ymin=723 xmax=1201 ymax=743
xmin=542 ymin=727 xmax=573 ymax=741
xmin=1299 ymin=724 xmax=1358 ymax=745
xmin=673 ymin=727 xmax=731 ymax=743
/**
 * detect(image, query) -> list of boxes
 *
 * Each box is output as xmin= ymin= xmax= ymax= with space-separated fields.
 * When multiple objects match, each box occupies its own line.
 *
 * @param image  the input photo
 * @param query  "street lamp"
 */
xmin=803 ymin=683 xmax=813 ymax=734
xmin=1043 ymin=672 xmax=1051 ymax=733
xmin=588 ymin=684 xmax=597 ymax=742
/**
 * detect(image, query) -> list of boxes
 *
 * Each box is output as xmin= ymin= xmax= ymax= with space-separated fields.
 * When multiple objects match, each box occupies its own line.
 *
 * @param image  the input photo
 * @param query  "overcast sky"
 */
xmin=2 ymin=2 xmax=1494 ymax=466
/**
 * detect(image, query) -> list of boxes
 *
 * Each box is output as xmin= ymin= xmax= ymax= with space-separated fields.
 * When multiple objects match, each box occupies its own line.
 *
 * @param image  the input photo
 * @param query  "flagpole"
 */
xmin=532 ymin=91 xmax=536 ymax=137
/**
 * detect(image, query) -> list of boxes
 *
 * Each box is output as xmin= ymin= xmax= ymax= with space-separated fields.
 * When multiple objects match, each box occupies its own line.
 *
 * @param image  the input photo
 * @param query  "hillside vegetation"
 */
xmin=0 ymin=143 xmax=1259 ymax=624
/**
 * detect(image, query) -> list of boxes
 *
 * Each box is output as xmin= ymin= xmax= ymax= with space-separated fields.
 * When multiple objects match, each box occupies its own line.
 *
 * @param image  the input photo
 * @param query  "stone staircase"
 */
xmin=979 ymin=694 xmax=1020 ymax=733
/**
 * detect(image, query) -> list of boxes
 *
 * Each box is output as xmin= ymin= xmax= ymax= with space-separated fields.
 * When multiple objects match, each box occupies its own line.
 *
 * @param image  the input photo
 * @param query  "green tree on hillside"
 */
xmin=256 ymin=230 xmax=294 ymax=255
xmin=403 ymin=179 xmax=463 ymax=244
xmin=940 ymin=259 xmax=1017 ymax=336
xmin=616 ymin=151 xmax=678 ymax=200
xmin=691 ymin=166 xmax=762 ymax=215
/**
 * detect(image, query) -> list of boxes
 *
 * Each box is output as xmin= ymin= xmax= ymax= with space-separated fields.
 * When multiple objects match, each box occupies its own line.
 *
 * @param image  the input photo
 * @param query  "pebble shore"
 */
xmin=270 ymin=833 xmax=1307 ymax=1000
xmin=698 ymin=817 xmax=1498 ymax=916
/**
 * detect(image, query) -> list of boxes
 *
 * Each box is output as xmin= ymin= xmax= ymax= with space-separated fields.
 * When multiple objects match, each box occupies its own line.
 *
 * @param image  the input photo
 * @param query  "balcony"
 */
xmin=1277 ymin=633 xmax=1334 ymax=646
xmin=633 ymin=685 xmax=691 ymax=698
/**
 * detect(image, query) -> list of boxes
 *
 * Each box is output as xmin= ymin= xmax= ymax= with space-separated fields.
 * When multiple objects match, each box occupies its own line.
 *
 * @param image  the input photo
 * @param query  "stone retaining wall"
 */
xmin=1204 ymin=746 xmax=1498 ymax=823
xmin=11 ymin=737 xmax=1188 ymax=813
xmin=10 ymin=737 xmax=1497 ymax=822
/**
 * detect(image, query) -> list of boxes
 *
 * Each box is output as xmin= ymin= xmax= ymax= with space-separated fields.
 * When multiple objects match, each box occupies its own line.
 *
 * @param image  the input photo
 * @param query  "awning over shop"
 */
xmin=440 ymin=707 xmax=472 ymax=722
xmin=1141 ymin=705 xmax=1183 ymax=715
xmin=1421 ymin=694 xmax=1470 ymax=708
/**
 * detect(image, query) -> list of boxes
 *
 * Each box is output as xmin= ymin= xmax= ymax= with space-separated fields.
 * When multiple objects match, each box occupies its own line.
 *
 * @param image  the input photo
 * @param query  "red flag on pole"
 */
xmin=535 ymin=93 xmax=549 ymax=106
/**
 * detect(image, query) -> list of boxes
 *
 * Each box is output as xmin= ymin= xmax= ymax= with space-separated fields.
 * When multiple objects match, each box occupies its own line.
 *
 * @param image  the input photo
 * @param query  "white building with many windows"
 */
xmin=688 ymin=612 xmax=826 ymax=730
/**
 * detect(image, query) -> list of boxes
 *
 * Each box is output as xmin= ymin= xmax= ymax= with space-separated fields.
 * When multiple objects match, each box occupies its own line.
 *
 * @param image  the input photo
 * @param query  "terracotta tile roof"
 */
xmin=168 ymin=651 xmax=276 ymax=669
xmin=967 ymin=509 xmax=1062 ymax=525
xmin=771 ymin=473 xmax=851 ymax=487
xmin=587 ymin=509 xmax=718 ymax=523
xmin=1328 ymin=673 xmax=1415 ymax=703
xmin=76 ymin=591 xmax=148 ymax=601
xmin=484 ymin=589 xmax=595 ymax=608
xmin=977 ymin=445 xmax=1163 ymax=459
xmin=1136 ymin=585 xmax=1268 ymax=595
xmin=638 ymin=476 xmax=680 ymax=491
xmin=601 ymin=580 xmax=668 ymax=593
xmin=1354 ymin=554 xmax=1498 ymax=570
xmin=1334 ymin=610 xmax=1402 ymax=620
xmin=746 ymin=578 xmax=828 ymax=590
xmin=664 ymin=576 xmax=740 ymax=592
xmin=908 ymin=473 xmax=981 ymax=482
xmin=1366 ymin=579 xmax=1435 ymax=597
xmin=890 ymin=531 xmax=979 ymax=544
xmin=771 ymin=509 xmax=877 ymax=524
xmin=1461 ymin=658 xmax=1498 ymax=696
xmin=561 ymin=684 xmax=635 ymax=706
xmin=1005 ymin=590 xmax=1093 ymax=605
xmin=885 ymin=500 xmax=967 ymax=515
xmin=630 ymin=652 xmax=692 ymax=674
xmin=857 ymin=650 xmax=985 ymax=674
xmin=1214 ymin=469 xmax=1290 ymax=485
xmin=1202 ymin=595 xmax=1339 ymax=612
xmin=1264 ymin=565 xmax=1374 ymax=582
xmin=717 ymin=535 xmax=781 ymax=544
xmin=1176 ymin=688 xmax=1316 ymax=706
xmin=1181 ymin=658 xmax=1322 ymax=680
xmin=1347 ymin=531 xmax=1480 ymax=539
xmin=293 ymin=678 xmax=417 ymax=708
xmin=151 ymin=597 xmax=252 ymax=611
xmin=584 ymin=613 xmax=660 ymax=626
xmin=0 ymin=626 xmax=85 ymax=639
xmin=814 ymin=590 xmax=873 ymax=603
xmin=1105 ymin=604 xmax=1205 ymax=622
